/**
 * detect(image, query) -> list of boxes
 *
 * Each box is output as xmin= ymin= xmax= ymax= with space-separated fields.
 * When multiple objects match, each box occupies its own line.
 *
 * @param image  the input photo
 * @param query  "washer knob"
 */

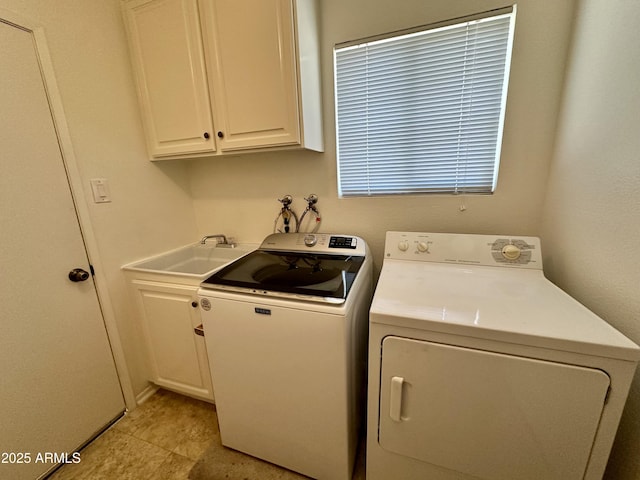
xmin=502 ymin=244 xmax=521 ymax=260
xmin=398 ymin=240 xmax=409 ymax=252
xmin=417 ymin=241 xmax=429 ymax=253
xmin=304 ymin=234 xmax=317 ymax=247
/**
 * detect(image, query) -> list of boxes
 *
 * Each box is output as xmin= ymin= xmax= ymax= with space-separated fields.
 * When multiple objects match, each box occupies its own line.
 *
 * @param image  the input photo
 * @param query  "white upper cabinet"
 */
xmin=123 ymin=0 xmax=323 ymax=160
xmin=123 ymin=0 xmax=216 ymax=158
xmin=200 ymin=0 xmax=299 ymax=151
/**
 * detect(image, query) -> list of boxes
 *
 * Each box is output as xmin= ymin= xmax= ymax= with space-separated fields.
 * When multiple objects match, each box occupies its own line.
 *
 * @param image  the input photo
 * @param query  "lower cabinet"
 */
xmin=130 ymin=279 xmax=214 ymax=402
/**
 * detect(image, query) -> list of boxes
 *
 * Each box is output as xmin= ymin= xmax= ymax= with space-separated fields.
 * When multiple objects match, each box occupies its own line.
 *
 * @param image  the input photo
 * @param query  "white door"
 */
xmin=0 ymin=18 xmax=125 ymax=480
xmin=379 ymin=336 xmax=610 ymax=480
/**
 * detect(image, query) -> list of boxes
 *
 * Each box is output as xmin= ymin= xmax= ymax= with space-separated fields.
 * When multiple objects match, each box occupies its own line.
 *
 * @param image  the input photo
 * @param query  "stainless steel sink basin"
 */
xmin=123 ymin=242 xmax=258 ymax=278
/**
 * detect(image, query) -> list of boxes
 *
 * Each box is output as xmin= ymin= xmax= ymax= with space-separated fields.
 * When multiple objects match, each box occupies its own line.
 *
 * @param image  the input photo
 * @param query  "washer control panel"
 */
xmin=328 ymin=235 xmax=358 ymax=249
xmin=260 ymin=233 xmax=365 ymax=256
xmin=385 ymin=232 xmax=542 ymax=269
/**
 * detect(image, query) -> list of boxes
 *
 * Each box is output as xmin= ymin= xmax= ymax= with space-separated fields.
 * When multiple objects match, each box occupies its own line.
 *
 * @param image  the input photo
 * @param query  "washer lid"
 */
xmin=371 ymin=260 xmax=640 ymax=361
xmin=201 ymin=249 xmax=364 ymax=303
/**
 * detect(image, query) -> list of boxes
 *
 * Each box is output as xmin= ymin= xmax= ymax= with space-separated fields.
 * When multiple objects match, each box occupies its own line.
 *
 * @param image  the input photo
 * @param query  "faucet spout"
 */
xmin=200 ymin=234 xmax=228 ymax=245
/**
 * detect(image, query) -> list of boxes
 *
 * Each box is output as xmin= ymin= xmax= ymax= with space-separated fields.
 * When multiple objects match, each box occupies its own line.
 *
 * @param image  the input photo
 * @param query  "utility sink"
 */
xmin=123 ymin=242 xmax=258 ymax=279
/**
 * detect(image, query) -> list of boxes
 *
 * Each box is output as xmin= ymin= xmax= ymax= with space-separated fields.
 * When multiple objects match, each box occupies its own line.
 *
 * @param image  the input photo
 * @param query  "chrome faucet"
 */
xmin=200 ymin=234 xmax=236 ymax=247
xmin=200 ymin=234 xmax=227 ymax=245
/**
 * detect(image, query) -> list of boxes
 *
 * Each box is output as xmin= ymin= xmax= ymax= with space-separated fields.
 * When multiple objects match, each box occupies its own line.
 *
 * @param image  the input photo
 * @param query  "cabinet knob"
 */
xmin=191 ymin=301 xmax=198 ymax=308
xmin=217 ymin=131 xmax=224 ymax=139
xmin=203 ymin=132 xmax=210 ymax=139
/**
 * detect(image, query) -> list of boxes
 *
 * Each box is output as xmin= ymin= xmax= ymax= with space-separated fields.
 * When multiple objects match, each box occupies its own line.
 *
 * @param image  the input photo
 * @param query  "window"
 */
xmin=334 ymin=7 xmax=516 ymax=197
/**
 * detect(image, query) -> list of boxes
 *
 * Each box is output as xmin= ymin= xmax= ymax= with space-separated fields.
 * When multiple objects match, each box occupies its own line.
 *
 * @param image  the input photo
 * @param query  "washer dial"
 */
xmin=304 ymin=234 xmax=317 ymax=247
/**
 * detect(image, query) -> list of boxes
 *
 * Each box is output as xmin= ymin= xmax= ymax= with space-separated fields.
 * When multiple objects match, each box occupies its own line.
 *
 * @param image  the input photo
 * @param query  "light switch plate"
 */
xmin=90 ymin=178 xmax=111 ymax=203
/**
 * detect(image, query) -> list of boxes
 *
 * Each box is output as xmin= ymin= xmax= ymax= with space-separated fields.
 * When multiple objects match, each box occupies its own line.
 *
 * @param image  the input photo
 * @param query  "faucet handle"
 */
xmin=278 ymin=195 xmax=293 ymax=207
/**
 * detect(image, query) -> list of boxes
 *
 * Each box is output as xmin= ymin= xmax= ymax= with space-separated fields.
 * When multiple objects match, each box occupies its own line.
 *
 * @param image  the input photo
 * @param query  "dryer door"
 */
xmin=379 ymin=337 xmax=610 ymax=480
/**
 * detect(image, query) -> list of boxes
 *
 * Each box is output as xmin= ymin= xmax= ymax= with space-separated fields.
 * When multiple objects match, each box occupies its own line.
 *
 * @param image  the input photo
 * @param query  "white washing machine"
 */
xmin=198 ymin=233 xmax=372 ymax=480
xmin=367 ymin=232 xmax=639 ymax=480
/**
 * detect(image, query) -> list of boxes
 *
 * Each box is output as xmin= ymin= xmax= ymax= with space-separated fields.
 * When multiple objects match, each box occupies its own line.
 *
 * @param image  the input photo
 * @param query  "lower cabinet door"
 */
xmin=379 ymin=336 xmax=610 ymax=480
xmin=133 ymin=280 xmax=214 ymax=401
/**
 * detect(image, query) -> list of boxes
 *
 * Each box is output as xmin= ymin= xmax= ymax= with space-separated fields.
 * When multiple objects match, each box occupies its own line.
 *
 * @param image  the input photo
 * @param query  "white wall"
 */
xmin=189 ymin=0 xmax=576 ymax=273
xmin=540 ymin=1 xmax=640 ymax=478
xmin=0 ymin=0 xmax=199 ymax=398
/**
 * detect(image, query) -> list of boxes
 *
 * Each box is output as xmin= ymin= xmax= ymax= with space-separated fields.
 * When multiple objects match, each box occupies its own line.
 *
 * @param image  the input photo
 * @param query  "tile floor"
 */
xmin=47 ymin=389 xmax=216 ymax=480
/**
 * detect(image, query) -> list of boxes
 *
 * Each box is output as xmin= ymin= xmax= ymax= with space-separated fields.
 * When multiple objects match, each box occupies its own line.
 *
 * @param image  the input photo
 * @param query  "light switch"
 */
xmin=90 ymin=178 xmax=111 ymax=203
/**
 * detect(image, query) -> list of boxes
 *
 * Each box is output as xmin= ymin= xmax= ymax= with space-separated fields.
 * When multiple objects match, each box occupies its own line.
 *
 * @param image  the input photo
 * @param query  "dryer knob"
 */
xmin=502 ymin=244 xmax=521 ymax=261
xmin=398 ymin=240 xmax=409 ymax=252
xmin=417 ymin=241 xmax=429 ymax=253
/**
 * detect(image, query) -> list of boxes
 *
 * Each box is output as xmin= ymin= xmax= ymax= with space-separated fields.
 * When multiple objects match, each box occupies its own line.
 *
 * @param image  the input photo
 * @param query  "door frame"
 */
xmin=0 ymin=7 xmax=136 ymax=410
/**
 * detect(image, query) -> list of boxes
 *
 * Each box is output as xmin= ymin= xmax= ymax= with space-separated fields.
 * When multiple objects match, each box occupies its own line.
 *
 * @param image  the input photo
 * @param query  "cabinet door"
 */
xmin=379 ymin=337 xmax=610 ymax=480
xmin=133 ymin=281 xmax=214 ymax=401
xmin=124 ymin=0 xmax=215 ymax=158
xmin=200 ymin=0 xmax=301 ymax=151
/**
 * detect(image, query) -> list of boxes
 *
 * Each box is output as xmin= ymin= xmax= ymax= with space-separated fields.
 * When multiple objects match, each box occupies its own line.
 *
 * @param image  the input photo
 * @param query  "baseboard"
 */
xmin=135 ymin=383 xmax=159 ymax=406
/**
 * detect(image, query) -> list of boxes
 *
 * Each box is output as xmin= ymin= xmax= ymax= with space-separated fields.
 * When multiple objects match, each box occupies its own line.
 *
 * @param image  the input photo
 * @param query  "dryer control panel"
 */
xmin=385 ymin=232 xmax=542 ymax=269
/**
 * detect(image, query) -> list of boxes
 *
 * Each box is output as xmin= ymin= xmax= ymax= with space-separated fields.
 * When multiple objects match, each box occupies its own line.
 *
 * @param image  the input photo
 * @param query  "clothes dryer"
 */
xmin=367 ymin=232 xmax=639 ymax=480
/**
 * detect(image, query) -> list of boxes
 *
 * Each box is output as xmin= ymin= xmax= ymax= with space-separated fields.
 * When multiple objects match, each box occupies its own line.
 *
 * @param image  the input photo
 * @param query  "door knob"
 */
xmin=68 ymin=268 xmax=90 ymax=282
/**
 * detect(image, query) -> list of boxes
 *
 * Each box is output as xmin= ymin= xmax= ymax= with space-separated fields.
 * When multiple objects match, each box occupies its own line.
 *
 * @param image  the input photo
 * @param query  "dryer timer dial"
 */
xmin=398 ymin=240 xmax=410 ymax=252
xmin=501 ymin=244 xmax=521 ymax=260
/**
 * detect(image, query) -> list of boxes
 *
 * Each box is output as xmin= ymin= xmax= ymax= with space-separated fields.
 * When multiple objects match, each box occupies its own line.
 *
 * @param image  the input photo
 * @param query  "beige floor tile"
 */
xmin=153 ymin=452 xmax=195 ymax=479
xmin=132 ymin=393 xmax=217 ymax=456
xmin=171 ymin=405 xmax=219 ymax=461
xmin=48 ymin=429 xmax=171 ymax=480
xmin=47 ymin=389 xmax=330 ymax=480
xmin=112 ymin=389 xmax=189 ymax=436
xmin=48 ymin=389 xmax=216 ymax=479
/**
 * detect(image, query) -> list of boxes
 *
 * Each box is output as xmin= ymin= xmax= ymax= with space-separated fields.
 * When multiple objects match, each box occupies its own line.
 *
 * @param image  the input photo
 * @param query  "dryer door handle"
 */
xmin=390 ymin=376 xmax=404 ymax=422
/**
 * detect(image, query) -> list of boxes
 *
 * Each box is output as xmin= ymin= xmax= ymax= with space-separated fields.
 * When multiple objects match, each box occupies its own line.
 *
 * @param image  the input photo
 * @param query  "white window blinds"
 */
xmin=334 ymin=8 xmax=516 ymax=197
